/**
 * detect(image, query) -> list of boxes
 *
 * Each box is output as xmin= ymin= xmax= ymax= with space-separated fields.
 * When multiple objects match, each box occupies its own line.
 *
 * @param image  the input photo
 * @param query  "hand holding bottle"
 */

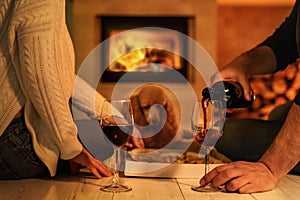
xmin=212 ymin=46 xmax=277 ymax=102
xmin=211 ymin=57 xmax=253 ymax=102
xmin=202 ymin=81 xmax=254 ymax=108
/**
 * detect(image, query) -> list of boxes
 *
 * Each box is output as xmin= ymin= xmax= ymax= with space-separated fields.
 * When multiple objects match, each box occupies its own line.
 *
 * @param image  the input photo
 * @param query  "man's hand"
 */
xmin=212 ymin=57 xmax=252 ymax=101
xmin=200 ymin=161 xmax=277 ymax=193
xmin=69 ymin=148 xmax=112 ymax=178
xmin=212 ymin=46 xmax=276 ymax=101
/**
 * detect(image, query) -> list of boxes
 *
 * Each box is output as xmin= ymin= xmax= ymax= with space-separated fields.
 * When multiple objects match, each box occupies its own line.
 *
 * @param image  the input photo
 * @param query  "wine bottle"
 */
xmin=202 ymin=81 xmax=254 ymax=108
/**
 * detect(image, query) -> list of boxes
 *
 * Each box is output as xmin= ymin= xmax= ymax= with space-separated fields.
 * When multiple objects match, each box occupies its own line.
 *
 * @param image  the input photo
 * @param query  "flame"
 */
xmin=108 ymin=48 xmax=180 ymax=72
xmin=107 ymin=29 xmax=182 ymax=72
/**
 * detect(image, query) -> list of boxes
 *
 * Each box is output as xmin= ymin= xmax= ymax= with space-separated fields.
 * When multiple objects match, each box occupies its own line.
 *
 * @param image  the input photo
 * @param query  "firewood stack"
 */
xmin=228 ymin=63 xmax=300 ymax=120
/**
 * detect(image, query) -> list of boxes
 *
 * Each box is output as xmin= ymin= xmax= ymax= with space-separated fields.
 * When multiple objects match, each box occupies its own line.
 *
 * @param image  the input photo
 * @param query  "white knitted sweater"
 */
xmin=0 ymin=0 xmax=82 ymax=176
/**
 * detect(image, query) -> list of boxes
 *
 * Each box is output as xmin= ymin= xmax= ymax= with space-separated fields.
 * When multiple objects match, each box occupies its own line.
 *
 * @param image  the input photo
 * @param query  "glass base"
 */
xmin=191 ymin=185 xmax=221 ymax=192
xmin=100 ymin=184 xmax=132 ymax=193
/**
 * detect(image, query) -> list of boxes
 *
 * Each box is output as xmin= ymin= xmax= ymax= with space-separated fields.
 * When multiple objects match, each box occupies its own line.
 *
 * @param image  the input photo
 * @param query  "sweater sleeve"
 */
xmin=14 ymin=1 xmax=82 ymax=160
xmin=72 ymin=76 xmax=111 ymax=119
xmin=258 ymin=0 xmax=299 ymax=71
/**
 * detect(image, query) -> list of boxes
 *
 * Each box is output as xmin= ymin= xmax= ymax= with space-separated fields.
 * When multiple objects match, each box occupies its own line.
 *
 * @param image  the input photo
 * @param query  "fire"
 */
xmin=108 ymin=48 xmax=177 ymax=72
xmin=107 ymin=29 xmax=182 ymax=72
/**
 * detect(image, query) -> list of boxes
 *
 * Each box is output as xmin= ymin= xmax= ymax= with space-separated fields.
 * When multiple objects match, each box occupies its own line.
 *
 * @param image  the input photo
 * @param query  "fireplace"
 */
xmin=99 ymin=16 xmax=189 ymax=82
xmin=71 ymin=0 xmax=217 ymax=99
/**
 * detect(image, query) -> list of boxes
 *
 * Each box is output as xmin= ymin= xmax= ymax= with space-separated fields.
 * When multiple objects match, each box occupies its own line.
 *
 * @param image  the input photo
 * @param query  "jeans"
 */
xmin=0 ymin=117 xmax=70 ymax=180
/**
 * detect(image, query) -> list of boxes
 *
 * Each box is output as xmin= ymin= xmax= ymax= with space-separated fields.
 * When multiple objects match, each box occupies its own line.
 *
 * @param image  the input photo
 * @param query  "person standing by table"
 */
xmin=0 ymin=0 xmax=144 ymax=180
xmin=200 ymin=0 xmax=300 ymax=193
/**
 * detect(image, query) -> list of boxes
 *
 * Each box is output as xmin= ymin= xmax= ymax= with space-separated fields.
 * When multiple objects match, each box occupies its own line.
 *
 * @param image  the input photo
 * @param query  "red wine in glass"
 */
xmin=99 ymin=99 xmax=134 ymax=193
xmin=191 ymin=99 xmax=224 ymax=192
xmin=101 ymin=125 xmax=133 ymax=147
xmin=194 ymin=127 xmax=222 ymax=150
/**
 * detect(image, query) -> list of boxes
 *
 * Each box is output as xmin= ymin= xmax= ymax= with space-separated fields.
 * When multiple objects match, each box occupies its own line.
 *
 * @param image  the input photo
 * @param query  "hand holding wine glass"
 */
xmin=99 ymin=99 xmax=134 ymax=193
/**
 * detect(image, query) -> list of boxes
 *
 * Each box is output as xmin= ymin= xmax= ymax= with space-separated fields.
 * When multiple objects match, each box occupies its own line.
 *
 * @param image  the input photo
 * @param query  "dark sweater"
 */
xmin=259 ymin=0 xmax=300 ymax=105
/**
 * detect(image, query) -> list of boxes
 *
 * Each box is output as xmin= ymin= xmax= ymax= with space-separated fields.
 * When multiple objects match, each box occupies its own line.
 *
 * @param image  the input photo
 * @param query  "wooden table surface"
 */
xmin=1 ymin=173 xmax=299 ymax=200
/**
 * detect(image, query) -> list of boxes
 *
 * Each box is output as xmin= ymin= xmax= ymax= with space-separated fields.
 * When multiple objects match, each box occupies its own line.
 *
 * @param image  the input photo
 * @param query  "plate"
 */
xmin=128 ymin=148 xmax=183 ymax=163
xmin=124 ymin=161 xmax=223 ymax=178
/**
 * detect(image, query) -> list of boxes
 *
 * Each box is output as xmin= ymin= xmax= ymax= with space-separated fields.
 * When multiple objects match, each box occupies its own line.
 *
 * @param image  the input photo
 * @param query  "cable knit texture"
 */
xmin=0 ymin=0 xmax=82 ymax=176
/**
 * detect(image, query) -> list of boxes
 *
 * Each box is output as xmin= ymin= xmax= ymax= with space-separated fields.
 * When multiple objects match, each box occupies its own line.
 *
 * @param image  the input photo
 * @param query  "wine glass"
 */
xmin=191 ymin=99 xmax=225 ymax=192
xmin=99 ymin=99 xmax=134 ymax=193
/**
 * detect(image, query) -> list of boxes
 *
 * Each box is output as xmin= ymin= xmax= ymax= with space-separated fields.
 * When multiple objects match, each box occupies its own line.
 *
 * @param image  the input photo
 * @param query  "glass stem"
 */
xmin=112 ymin=148 xmax=120 ymax=187
xmin=204 ymin=154 xmax=209 ymax=175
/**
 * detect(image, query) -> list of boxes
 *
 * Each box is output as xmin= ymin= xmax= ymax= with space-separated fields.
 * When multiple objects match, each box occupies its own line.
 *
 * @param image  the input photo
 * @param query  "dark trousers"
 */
xmin=0 ymin=118 xmax=70 ymax=180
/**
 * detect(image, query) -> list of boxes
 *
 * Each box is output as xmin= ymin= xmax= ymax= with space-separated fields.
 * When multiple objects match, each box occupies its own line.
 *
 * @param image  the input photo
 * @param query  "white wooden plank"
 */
xmin=74 ymin=176 xmax=113 ymax=200
xmin=37 ymin=176 xmax=113 ymax=200
xmin=0 ymin=176 xmax=114 ymax=200
xmin=0 ymin=174 xmax=299 ymax=200
xmin=113 ymin=178 xmax=184 ymax=200
xmin=0 ymin=179 xmax=56 ymax=200
xmin=250 ymin=188 xmax=290 ymax=200
xmin=286 ymin=174 xmax=300 ymax=184
xmin=177 ymin=179 xmax=256 ymax=200
xmin=251 ymin=176 xmax=300 ymax=200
